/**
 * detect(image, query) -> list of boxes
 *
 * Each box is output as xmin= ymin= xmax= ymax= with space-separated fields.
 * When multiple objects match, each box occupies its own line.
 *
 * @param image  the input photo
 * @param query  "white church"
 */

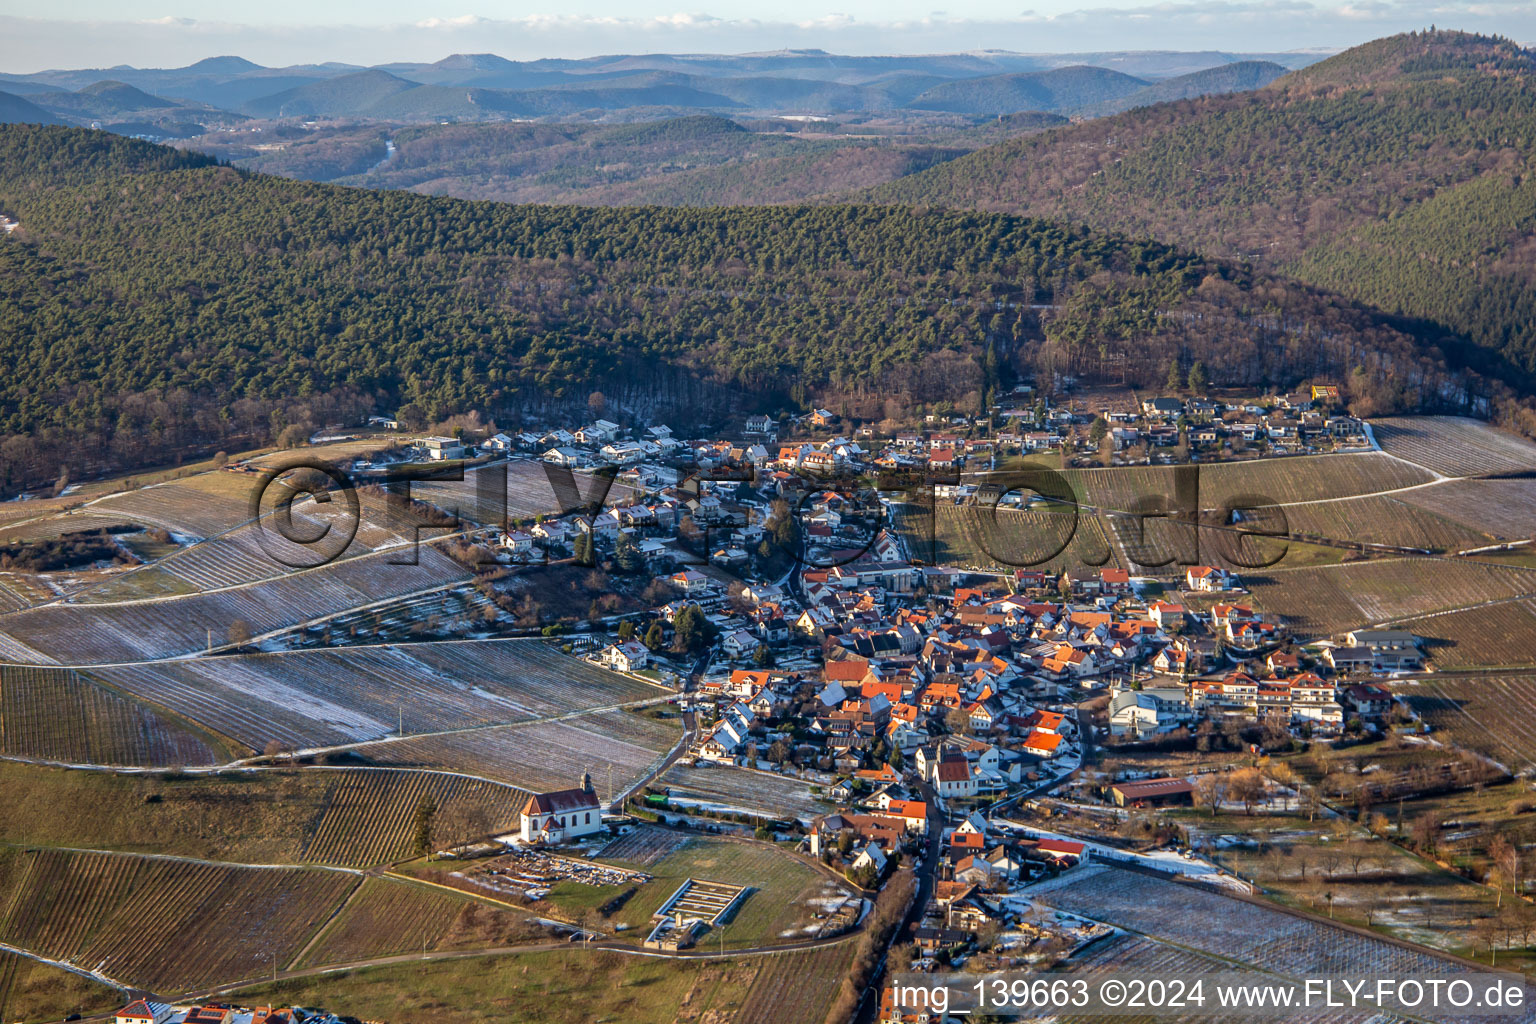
xmin=520 ymin=773 xmax=604 ymax=844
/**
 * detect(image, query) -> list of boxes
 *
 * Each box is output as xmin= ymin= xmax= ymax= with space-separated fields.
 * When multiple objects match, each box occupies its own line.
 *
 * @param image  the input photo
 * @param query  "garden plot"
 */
xmin=659 ymin=764 xmax=827 ymax=824
xmin=598 ymin=825 xmax=687 ymax=867
xmin=361 ymin=707 xmax=683 ymax=793
xmin=1372 ymin=416 xmax=1536 ymax=478
xmin=0 ymin=664 xmax=223 ymax=766
xmin=1034 ymin=867 xmax=1484 ymax=979
xmin=92 ymin=639 xmax=663 ymax=755
xmin=0 ymin=542 xmax=470 ymax=665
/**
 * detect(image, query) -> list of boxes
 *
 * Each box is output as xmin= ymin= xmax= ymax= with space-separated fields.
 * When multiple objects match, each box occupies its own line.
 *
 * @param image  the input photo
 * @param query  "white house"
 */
xmin=931 ymin=752 xmax=976 ymax=800
xmin=721 ymin=628 xmax=760 ymax=659
xmin=1185 ymin=566 xmax=1235 ymax=592
xmin=520 ymin=774 xmax=604 ymax=843
xmin=1109 ymin=687 xmax=1195 ymax=738
xmin=419 ymin=436 xmax=466 ymax=460
xmin=543 ymin=446 xmax=585 ymax=467
xmin=599 ymin=641 xmax=650 ymax=673
xmin=699 ymin=703 xmax=755 ymax=761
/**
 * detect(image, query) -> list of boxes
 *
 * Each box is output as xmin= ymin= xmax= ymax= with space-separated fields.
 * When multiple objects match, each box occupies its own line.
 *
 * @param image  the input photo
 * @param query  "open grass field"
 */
xmin=581 ymin=835 xmax=849 ymax=949
xmin=0 ymin=763 xmax=524 ymax=868
xmin=0 ymin=846 xmax=358 ymax=992
xmin=1243 ymin=558 xmax=1536 ymax=635
xmin=233 ymin=947 xmax=783 ymax=1024
xmin=91 ymin=639 xmax=666 ymax=755
xmin=363 ymin=707 xmax=683 ymax=793
xmin=0 ymin=949 xmax=122 ymax=1023
xmin=295 ymin=876 xmax=543 ymax=967
xmin=1391 ymin=600 xmax=1536 ymax=670
xmin=1400 ymin=674 xmax=1536 ymax=770
xmin=659 ymin=765 xmax=829 ymax=824
xmin=1034 ymin=866 xmax=1486 ymax=978
xmin=0 ymin=542 xmax=471 ymax=665
xmin=890 ymin=500 xmax=1118 ymax=571
xmin=1371 ymin=417 xmax=1536 ymax=478
xmin=0 ymin=664 xmax=228 ymax=766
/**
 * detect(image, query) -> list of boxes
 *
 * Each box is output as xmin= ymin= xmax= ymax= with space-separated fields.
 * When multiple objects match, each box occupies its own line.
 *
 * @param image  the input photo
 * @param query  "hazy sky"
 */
xmin=4 ymin=1 xmax=1534 ymax=72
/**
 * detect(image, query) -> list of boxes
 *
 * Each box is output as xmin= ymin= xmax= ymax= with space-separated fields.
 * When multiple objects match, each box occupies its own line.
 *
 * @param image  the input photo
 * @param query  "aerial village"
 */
xmin=105 ymin=382 xmax=1438 ymax=1020
xmin=363 ymin=388 xmax=1419 ymax=952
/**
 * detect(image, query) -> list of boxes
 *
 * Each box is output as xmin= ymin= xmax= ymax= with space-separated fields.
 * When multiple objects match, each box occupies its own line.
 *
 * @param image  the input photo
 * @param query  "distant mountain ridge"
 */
xmin=0 ymin=47 xmax=1327 ymax=124
xmin=906 ymin=66 xmax=1149 ymax=115
xmin=866 ymin=30 xmax=1536 ymax=388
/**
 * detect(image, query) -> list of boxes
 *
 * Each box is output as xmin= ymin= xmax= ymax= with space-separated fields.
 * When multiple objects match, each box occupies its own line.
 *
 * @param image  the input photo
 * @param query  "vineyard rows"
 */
xmin=296 ymin=877 xmax=483 ymax=967
xmin=0 ymin=665 xmax=221 ymax=766
xmin=1067 ymin=452 xmax=1432 ymax=516
xmin=1372 ymin=417 xmax=1536 ymax=478
xmin=1394 ymin=600 xmax=1536 ymax=670
xmin=1245 ymin=559 xmax=1536 ymax=636
xmin=1282 ymin=495 xmax=1494 ymax=554
xmin=598 ymin=825 xmax=687 ymax=867
xmin=1400 ymin=477 xmax=1536 ymax=542
xmin=890 ymin=502 xmax=1119 ymax=572
xmin=300 ymin=769 xmax=527 ymax=867
xmin=88 ymin=480 xmax=257 ymax=541
xmin=366 ymin=707 xmax=682 ymax=793
xmin=93 ymin=639 xmax=663 ymax=755
xmin=413 ymin=460 xmax=637 ymax=525
xmin=1037 ymin=868 xmax=1476 ymax=978
xmin=84 ymin=488 xmax=425 ymax=601
xmin=1406 ymin=674 xmax=1536 ymax=771
xmin=1060 ymin=934 xmax=1389 ymax=1024
xmin=0 ymin=543 xmax=470 ymax=665
xmin=0 ymin=847 xmax=357 ymax=992
xmin=735 ymin=944 xmax=854 ymax=1024
xmin=659 ymin=764 xmax=827 ymax=823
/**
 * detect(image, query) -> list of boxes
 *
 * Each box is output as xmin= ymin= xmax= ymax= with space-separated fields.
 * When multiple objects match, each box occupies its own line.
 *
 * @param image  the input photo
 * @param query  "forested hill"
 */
xmin=866 ymin=30 xmax=1536 ymax=383
xmin=0 ymin=124 xmax=1509 ymax=490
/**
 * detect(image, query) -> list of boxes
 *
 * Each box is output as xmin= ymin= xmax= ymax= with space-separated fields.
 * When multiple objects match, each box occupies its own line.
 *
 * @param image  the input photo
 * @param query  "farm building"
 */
xmin=1108 ymin=777 xmax=1195 ymax=808
xmin=520 ymin=774 xmax=604 ymax=843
